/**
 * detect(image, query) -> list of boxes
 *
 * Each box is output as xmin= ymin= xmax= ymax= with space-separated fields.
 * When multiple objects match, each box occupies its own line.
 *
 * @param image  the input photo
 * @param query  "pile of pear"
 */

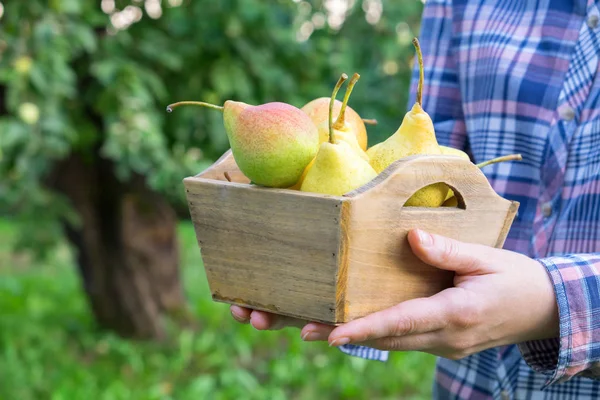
xmin=167 ymin=38 xmax=521 ymax=207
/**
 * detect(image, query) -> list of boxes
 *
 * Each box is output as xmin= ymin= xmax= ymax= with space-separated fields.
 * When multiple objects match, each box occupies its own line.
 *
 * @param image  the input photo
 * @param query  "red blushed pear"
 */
xmin=167 ymin=100 xmax=319 ymax=188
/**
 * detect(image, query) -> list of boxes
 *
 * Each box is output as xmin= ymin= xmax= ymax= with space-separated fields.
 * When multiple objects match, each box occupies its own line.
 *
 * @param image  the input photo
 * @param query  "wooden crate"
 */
xmin=183 ymin=150 xmax=519 ymax=324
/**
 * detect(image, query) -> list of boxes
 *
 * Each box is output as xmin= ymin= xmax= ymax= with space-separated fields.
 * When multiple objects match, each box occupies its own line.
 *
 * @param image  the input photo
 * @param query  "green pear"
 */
xmin=167 ymin=100 xmax=319 ymax=188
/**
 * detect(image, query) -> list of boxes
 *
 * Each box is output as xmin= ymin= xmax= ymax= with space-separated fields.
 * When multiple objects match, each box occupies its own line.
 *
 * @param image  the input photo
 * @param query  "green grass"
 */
xmin=0 ymin=219 xmax=435 ymax=400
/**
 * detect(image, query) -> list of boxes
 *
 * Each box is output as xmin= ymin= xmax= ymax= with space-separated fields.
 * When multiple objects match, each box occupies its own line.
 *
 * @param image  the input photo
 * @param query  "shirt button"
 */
xmin=542 ymin=202 xmax=553 ymax=218
xmin=588 ymin=15 xmax=599 ymax=29
xmin=501 ymin=391 xmax=511 ymax=400
xmin=559 ymin=106 xmax=575 ymax=121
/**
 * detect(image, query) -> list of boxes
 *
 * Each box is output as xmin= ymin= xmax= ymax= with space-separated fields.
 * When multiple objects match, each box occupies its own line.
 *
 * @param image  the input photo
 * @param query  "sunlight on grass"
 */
xmin=0 ymin=219 xmax=435 ymax=399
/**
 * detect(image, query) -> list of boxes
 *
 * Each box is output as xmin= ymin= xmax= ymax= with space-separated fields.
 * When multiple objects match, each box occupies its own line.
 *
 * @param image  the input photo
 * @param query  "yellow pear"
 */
xmin=290 ymin=73 xmax=369 ymax=190
xmin=440 ymin=145 xmax=470 ymax=160
xmin=366 ymin=142 xmax=382 ymax=159
xmin=368 ymin=38 xmax=448 ymax=207
xmin=315 ymin=73 xmax=370 ymax=162
xmin=317 ymin=121 xmax=369 ymax=162
xmin=300 ymin=73 xmax=378 ymax=196
xmin=439 ymin=146 xmax=470 ymax=202
xmin=288 ymin=157 xmax=315 ymax=190
xmin=301 ymin=141 xmax=378 ymax=196
xmin=442 ymin=196 xmax=460 ymax=207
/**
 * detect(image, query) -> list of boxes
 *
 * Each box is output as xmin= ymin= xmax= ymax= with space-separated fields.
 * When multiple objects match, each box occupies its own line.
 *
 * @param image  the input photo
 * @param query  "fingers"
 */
xmin=359 ymin=331 xmax=439 ymax=352
xmin=408 ymin=229 xmax=496 ymax=275
xmin=230 ymin=305 xmax=251 ymax=324
xmin=326 ymin=295 xmax=451 ymax=346
xmin=300 ymin=322 xmax=335 ymax=341
xmin=358 ymin=332 xmax=474 ymax=360
xmin=250 ymin=310 xmax=306 ymax=330
xmin=230 ymin=305 xmax=307 ymax=330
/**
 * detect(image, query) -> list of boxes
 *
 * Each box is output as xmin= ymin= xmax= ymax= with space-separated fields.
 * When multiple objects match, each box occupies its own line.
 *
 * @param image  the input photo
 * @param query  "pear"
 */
xmin=166 ymin=100 xmax=319 ymax=188
xmin=300 ymin=74 xmax=378 ymax=196
xmin=315 ymin=73 xmax=370 ymax=161
xmin=288 ymin=157 xmax=315 ymax=190
xmin=366 ymin=141 xmax=382 ymax=159
xmin=368 ymin=38 xmax=448 ymax=207
xmin=441 ymin=153 xmax=523 ymax=207
xmin=317 ymin=122 xmax=369 ymax=161
xmin=439 ymin=146 xmax=471 ymax=202
xmin=290 ymin=73 xmax=368 ymax=191
xmin=440 ymin=145 xmax=470 ymax=160
xmin=302 ymin=92 xmax=370 ymax=151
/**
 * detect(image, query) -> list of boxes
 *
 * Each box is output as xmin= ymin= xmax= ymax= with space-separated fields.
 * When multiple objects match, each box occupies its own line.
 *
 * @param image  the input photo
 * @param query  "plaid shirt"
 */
xmin=339 ymin=0 xmax=600 ymax=398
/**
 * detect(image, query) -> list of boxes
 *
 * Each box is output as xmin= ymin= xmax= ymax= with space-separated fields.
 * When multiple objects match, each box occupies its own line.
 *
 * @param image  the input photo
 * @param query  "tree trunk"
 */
xmin=49 ymin=152 xmax=186 ymax=340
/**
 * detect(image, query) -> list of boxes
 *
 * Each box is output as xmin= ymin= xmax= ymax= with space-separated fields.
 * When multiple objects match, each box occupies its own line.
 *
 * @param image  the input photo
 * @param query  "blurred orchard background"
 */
xmin=0 ymin=0 xmax=434 ymax=399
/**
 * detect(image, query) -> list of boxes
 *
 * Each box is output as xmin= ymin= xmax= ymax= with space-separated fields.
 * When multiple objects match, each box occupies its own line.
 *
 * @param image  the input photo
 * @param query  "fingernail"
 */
xmin=417 ymin=230 xmax=433 ymax=247
xmin=301 ymin=331 xmax=312 ymax=341
xmin=231 ymin=310 xmax=249 ymax=323
xmin=329 ymin=337 xmax=350 ymax=347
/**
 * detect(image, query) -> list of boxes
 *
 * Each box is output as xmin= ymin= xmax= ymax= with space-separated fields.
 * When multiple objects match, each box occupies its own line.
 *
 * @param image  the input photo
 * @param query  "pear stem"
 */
xmin=476 ymin=154 xmax=522 ymax=168
xmin=333 ymin=73 xmax=360 ymax=130
xmin=362 ymin=118 xmax=378 ymax=125
xmin=166 ymin=101 xmax=224 ymax=113
xmin=412 ymin=37 xmax=424 ymax=107
xmin=328 ymin=73 xmax=348 ymax=144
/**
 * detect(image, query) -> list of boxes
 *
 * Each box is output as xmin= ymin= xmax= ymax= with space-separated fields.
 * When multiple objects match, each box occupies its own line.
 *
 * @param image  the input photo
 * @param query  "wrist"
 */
xmin=522 ymin=258 xmax=560 ymax=342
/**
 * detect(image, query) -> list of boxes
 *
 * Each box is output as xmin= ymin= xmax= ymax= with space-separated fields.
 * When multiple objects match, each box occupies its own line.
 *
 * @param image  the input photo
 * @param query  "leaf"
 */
xmin=189 ymin=376 xmax=216 ymax=397
xmin=50 ymin=0 xmax=81 ymax=14
xmin=27 ymin=65 xmax=49 ymax=93
xmin=77 ymin=26 xmax=97 ymax=53
xmin=137 ymin=67 xmax=168 ymax=101
xmin=90 ymin=61 xmax=118 ymax=85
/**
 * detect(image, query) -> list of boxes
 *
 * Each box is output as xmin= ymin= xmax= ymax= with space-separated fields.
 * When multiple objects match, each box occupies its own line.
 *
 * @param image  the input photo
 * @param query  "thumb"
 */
xmin=407 ymin=229 xmax=496 ymax=275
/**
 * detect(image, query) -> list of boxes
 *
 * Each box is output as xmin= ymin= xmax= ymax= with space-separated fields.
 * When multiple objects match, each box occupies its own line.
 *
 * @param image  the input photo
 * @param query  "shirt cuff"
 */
xmin=337 ymin=344 xmax=389 ymax=362
xmin=518 ymin=254 xmax=600 ymax=388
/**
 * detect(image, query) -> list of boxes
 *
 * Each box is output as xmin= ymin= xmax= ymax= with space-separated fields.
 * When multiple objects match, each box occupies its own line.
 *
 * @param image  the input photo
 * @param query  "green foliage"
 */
xmin=0 ymin=220 xmax=435 ymax=399
xmin=0 ymin=0 xmax=423 ymax=251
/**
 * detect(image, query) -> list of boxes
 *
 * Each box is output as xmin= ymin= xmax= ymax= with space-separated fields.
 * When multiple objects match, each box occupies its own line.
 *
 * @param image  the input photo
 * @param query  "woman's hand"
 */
xmin=299 ymin=229 xmax=560 ymax=360
xmin=230 ymin=229 xmax=560 ymax=360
